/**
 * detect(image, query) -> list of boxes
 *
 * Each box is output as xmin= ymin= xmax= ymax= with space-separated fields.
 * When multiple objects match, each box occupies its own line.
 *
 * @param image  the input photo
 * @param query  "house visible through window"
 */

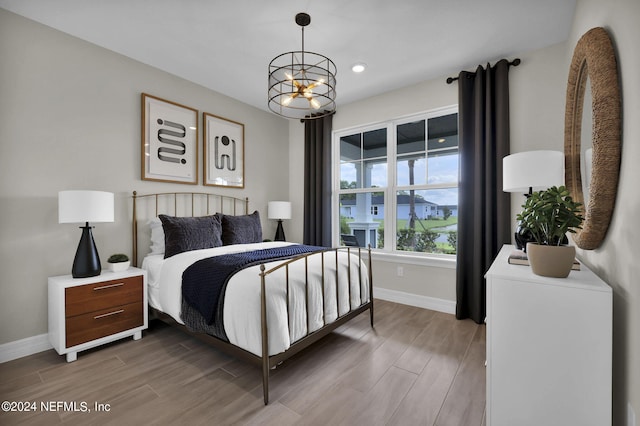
xmin=335 ymin=106 xmax=458 ymax=256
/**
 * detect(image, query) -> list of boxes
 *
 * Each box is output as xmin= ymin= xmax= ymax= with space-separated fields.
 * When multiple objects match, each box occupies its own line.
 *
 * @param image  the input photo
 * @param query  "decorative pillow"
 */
xmin=221 ymin=211 xmax=262 ymax=245
xmin=159 ymin=214 xmax=223 ymax=258
xmin=148 ymin=217 xmax=165 ymax=255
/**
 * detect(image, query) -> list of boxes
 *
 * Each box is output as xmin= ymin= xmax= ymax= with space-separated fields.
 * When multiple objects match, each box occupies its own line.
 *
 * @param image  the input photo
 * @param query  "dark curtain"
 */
xmin=303 ymin=114 xmax=333 ymax=246
xmin=455 ymin=60 xmax=512 ymax=323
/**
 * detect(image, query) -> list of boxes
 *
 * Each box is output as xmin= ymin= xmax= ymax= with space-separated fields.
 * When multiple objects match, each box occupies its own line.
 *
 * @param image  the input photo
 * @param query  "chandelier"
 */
xmin=268 ymin=13 xmax=337 ymax=120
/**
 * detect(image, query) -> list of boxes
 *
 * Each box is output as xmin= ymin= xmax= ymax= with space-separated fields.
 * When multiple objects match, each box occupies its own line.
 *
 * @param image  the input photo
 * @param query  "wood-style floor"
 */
xmin=0 ymin=299 xmax=486 ymax=425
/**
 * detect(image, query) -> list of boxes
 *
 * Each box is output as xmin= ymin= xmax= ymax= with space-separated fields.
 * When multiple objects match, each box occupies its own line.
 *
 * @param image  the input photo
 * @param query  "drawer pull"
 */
xmin=93 ymin=283 xmax=124 ymax=291
xmin=94 ymin=309 xmax=124 ymax=320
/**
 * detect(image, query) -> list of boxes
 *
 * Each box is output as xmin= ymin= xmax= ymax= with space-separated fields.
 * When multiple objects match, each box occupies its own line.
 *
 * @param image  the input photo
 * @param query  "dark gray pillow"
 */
xmin=221 ymin=211 xmax=262 ymax=245
xmin=159 ymin=214 xmax=223 ymax=258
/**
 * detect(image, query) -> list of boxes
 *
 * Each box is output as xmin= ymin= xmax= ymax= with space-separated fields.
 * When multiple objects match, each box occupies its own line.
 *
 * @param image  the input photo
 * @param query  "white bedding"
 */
xmin=142 ymin=242 xmax=370 ymax=356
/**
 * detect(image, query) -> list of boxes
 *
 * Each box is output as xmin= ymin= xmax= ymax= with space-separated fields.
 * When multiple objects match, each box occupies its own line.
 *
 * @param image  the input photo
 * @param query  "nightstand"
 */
xmin=48 ymin=267 xmax=148 ymax=362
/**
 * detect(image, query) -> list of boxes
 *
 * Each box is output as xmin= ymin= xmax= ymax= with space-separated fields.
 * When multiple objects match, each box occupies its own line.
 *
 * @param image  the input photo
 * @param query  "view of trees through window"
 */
xmin=336 ymin=108 xmax=459 ymax=255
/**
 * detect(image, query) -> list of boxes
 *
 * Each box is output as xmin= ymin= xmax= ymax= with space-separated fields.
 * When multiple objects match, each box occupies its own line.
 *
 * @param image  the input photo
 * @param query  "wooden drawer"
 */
xmin=65 ymin=275 xmax=143 ymax=317
xmin=65 ymin=301 xmax=143 ymax=348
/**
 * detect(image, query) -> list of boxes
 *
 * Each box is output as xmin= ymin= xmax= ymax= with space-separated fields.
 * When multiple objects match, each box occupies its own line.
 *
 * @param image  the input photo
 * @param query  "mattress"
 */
xmin=141 ymin=241 xmax=369 ymax=356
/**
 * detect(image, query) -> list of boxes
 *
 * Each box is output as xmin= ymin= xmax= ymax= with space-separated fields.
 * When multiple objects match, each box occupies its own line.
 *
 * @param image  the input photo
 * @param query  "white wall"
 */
xmin=0 ymin=9 xmax=290 ymax=345
xmin=289 ymin=41 xmax=570 ymax=306
xmin=568 ymin=0 xmax=640 ymax=423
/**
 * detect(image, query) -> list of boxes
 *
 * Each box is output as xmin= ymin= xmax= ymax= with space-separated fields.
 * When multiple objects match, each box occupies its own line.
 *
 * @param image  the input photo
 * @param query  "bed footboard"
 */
xmin=258 ymin=246 xmax=374 ymax=404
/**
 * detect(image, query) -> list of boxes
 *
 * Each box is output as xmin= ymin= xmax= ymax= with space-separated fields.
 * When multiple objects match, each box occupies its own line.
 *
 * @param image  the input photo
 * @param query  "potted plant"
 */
xmin=516 ymin=186 xmax=584 ymax=277
xmin=107 ymin=253 xmax=130 ymax=272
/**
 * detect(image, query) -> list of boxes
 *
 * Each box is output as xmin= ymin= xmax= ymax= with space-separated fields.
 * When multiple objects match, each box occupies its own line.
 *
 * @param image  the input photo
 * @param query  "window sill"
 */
xmin=368 ymin=250 xmax=457 ymax=270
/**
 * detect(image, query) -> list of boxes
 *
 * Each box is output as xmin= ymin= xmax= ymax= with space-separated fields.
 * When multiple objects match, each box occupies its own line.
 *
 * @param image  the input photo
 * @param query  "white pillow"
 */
xmin=148 ymin=217 xmax=165 ymax=255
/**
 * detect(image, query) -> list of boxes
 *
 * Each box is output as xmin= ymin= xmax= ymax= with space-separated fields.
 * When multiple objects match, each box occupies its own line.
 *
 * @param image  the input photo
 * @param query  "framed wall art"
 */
xmin=203 ymin=112 xmax=245 ymax=188
xmin=141 ymin=93 xmax=198 ymax=184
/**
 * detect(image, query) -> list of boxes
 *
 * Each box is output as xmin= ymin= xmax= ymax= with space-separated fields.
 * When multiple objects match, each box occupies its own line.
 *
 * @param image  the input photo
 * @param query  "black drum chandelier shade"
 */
xmin=268 ymin=13 xmax=337 ymax=120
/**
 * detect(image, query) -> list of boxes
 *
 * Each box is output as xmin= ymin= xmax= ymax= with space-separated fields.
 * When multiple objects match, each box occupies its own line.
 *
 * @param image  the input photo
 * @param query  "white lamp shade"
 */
xmin=503 ymin=150 xmax=564 ymax=193
xmin=59 ymin=190 xmax=115 ymax=223
xmin=268 ymin=201 xmax=292 ymax=220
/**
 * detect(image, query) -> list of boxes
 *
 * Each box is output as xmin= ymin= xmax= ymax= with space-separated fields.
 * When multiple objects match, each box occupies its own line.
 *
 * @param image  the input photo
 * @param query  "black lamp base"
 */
xmin=515 ymin=224 xmax=535 ymax=252
xmin=274 ymin=220 xmax=286 ymax=242
xmin=72 ymin=223 xmax=102 ymax=278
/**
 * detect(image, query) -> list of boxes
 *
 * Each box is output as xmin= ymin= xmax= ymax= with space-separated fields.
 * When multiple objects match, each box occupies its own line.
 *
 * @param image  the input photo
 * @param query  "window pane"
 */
xmin=396 ymin=156 xmax=426 ymax=186
xmin=363 ymin=128 xmax=386 ymax=159
xmin=426 ymin=113 xmax=459 ymax=186
xmin=339 ymin=192 xmax=384 ymax=249
xmin=340 ymin=134 xmax=361 ymax=162
xmin=340 ymin=162 xmax=360 ymax=189
xmin=395 ymin=188 xmax=458 ymax=254
xmin=397 ymin=120 xmax=426 ymax=186
xmin=427 ymin=113 xmax=458 ymax=151
xmin=427 ymin=151 xmax=458 ymax=184
xmin=365 ymin=160 xmax=387 ymax=188
xmin=397 ymin=120 xmax=425 ymax=155
xmin=340 ymin=133 xmax=362 ymax=161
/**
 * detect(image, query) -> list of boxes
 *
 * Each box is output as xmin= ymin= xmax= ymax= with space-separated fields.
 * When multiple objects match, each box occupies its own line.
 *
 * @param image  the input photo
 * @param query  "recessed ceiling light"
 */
xmin=438 ymin=138 xmax=446 ymax=143
xmin=351 ymin=63 xmax=366 ymax=73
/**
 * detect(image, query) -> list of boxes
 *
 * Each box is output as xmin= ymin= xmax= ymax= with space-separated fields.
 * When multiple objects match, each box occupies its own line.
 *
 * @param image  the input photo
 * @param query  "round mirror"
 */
xmin=581 ymin=77 xmax=593 ymax=207
xmin=564 ymin=27 xmax=621 ymax=250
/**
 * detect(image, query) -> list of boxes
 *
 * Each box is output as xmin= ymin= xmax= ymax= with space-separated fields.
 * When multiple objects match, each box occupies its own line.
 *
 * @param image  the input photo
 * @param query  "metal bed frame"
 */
xmin=132 ymin=191 xmax=374 ymax=404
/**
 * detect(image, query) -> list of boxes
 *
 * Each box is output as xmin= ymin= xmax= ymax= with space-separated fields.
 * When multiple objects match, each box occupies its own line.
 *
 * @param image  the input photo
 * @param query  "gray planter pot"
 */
xmin=526 ymin=243 xmax=576 ymax=278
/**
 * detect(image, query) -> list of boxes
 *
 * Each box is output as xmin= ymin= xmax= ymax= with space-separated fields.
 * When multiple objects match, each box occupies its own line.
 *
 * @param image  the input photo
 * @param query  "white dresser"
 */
xmin=485 ymin=245 xmax=612 ymax=426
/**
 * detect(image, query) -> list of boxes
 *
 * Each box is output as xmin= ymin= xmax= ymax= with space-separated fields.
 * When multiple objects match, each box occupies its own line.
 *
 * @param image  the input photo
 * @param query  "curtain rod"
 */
xmin=446 ymin=58 xmax=521 ymax=84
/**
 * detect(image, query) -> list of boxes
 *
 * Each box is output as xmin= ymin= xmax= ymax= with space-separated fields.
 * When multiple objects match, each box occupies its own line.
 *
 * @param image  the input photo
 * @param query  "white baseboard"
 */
xmin=0 ymin=333 xmax=52 ymax=364
xmin=374 ymin=286 xmax=456 ymax=315
xmin=1 ymin=288 xmax=454 ymax=363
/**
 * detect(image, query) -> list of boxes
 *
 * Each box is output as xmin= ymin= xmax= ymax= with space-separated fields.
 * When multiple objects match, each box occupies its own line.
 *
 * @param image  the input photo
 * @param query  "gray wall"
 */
xmin=0 ymin=9 xmax=289 ymax=344
xmin=569 ymin=0 xmax=640 ymax=423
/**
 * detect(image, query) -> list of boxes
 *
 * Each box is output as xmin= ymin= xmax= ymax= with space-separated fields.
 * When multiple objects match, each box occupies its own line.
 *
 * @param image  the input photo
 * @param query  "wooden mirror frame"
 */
xmin=564 ymin=27 xmax=621 ymax=250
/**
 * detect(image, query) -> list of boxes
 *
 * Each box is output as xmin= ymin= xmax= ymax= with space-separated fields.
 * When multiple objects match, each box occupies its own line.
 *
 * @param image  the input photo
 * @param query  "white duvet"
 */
xmin=142 ymin=242 xmax=370 ymax=356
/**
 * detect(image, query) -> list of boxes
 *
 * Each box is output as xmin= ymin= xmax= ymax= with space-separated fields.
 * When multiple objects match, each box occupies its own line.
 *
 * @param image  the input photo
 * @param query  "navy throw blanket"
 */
xmin=181 ymin=245 xmax=324 ymax=326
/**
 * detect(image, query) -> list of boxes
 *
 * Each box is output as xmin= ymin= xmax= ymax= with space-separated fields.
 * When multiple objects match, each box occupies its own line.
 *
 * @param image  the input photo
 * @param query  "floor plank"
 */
xmin=339 ymin=366 xmax=418 ymax=425
xmin=388 ymin=316 xmax=480 ymax=426
xmin=435 ymin=325 xmax=487 ymax=426
xmin=0 ymin=299 xmax=485 ymax=425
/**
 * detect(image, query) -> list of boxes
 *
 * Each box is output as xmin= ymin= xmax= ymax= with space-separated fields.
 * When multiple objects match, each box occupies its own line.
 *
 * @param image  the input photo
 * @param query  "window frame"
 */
xmin=332 ymin=105 xmax=459 ymax=262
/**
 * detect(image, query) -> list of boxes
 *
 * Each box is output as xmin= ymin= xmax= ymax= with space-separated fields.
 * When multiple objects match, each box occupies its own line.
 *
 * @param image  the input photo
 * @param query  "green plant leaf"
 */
xmin=515 ymin=186 xmax=583 ymax=245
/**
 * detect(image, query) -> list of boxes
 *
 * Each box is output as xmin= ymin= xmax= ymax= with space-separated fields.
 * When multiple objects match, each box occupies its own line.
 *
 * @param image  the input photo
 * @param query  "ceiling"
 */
xmin=0 ymin=0 xmax=576 ymax=116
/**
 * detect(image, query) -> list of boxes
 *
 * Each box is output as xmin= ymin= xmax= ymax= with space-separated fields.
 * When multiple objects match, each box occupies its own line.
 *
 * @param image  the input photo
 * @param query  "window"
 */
xmin=334 ymin=107 xmax=458 ymax=256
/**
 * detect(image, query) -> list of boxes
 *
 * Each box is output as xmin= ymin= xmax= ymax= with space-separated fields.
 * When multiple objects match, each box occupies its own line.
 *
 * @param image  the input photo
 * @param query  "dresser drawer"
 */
xmin=65 ymin=301 xmax=143 ymax=347
xmin=65 ymin=275 xmax=143 ymax=317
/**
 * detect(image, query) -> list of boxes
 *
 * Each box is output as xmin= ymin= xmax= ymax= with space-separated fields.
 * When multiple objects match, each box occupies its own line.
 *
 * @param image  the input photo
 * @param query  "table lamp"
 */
xmin=503 ymin=150 xmax=564 ymax=196
xmin=267 ymin=201 xmax=292 ymax=242
xmin=59 ymin=190 xmax=114 ymax=278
